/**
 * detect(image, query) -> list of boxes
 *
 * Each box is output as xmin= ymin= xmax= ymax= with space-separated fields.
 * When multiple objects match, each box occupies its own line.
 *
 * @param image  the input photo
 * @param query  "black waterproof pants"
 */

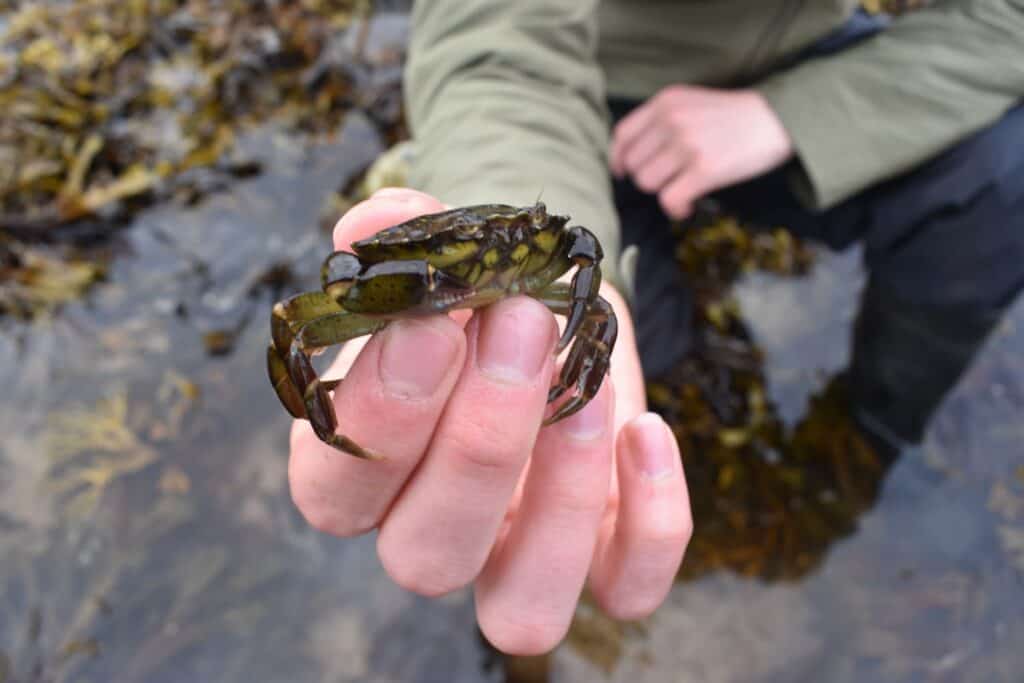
xmin=613 ymin=11 xmax=1024 ymax=445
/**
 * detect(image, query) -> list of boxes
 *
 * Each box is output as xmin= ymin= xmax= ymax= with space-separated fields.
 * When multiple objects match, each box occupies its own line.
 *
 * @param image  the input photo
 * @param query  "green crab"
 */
xmin=268 ymin=202 xmax=618 ymax=459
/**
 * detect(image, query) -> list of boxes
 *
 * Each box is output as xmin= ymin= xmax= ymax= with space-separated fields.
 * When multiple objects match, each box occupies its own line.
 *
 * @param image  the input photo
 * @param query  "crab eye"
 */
xmin=321 ymin=252 xmax=361 ymax=299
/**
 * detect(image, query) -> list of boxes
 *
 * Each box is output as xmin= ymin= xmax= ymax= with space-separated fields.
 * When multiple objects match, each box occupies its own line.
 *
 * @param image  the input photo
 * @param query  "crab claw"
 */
xmin=555 ymin=226 xmax=603 ymax=353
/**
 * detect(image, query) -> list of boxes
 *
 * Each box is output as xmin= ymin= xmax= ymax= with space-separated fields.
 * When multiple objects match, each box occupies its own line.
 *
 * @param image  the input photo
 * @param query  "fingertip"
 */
xmin=658 ymin=193 xmax=692 ymax=221
xmin=332 ymin=189 xmax=447 ymax=250
xmin=620 ymin=412 xmax=683 ymax=483
xmin=587 ymin=412 xmax=690 ymax=618
xmin=591 ymin=582 xmax=665 ymax=623
xmin=377 ymin=535 xmax=469 ymax=597
xmin=475 ymin=604 xmax=568 ymax=656
xmin=617 ymin=414 xmax=692 ymax=547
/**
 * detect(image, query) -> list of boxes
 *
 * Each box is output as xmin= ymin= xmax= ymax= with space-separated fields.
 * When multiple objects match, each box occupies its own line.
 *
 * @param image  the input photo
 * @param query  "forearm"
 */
xmin=757 ymin=0 xmax=1024 ymax=209
xmin=404 ymin=0 xmax=626 ymax=292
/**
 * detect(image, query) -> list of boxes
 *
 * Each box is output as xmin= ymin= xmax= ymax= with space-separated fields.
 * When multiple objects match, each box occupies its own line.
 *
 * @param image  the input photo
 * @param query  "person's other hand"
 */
xmin=288 ymin=188 xmax=692 ymax=655
xmin=610 ymin=85 xmax=793 ymax=219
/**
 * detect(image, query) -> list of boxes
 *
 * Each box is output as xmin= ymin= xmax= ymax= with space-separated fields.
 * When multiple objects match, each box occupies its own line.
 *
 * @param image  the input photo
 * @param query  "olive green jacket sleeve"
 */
xmin=403 ymin=0 xmax=629 ymax=293
xmin=758 ymin=0 xmax=1024 ymax=210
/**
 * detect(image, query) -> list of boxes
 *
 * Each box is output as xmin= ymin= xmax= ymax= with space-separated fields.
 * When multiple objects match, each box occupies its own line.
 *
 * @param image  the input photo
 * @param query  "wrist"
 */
xmin=745 ymin=89 xmax=795 ymax=168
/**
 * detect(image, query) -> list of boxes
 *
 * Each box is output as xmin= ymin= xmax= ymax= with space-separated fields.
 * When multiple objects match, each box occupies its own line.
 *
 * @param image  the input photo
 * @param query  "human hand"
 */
xmin=610 ymin=85 xmax=793 ymax=219
xmin=288 ymin=188 xmax=692 ymax=655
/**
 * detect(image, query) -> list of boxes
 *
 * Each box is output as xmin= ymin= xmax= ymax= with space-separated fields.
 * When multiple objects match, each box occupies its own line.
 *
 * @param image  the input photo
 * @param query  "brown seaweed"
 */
xmin=0 ymin=238 xmax=106 ymax=319
xmin=0 ymin=0 xmax=366 ymax=244
xmin=647 ymin=208 xmax=891 ymax=582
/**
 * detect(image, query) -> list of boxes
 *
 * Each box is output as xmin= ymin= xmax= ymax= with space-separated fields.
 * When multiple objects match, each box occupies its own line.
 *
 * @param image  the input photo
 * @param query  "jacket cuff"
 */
xmin=756 ymin=67 xmax=869 ymax=211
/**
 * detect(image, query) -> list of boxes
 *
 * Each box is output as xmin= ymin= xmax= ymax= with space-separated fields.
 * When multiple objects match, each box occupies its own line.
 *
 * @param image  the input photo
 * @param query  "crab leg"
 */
xmin=534 ymin=282 xmax=618 ymax=424
xmin=271 ymin=291 xmax=346 ymax=353
xmin=285 ymin=313 xmax=387 ymax=459
xmin=267 ymin=291 xmax=387 ymax=458
xmin=269 ymin=292 xmax=346 ymax=418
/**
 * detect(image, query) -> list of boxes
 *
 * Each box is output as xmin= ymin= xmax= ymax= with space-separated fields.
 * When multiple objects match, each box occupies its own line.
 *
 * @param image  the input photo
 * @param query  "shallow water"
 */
xmin=0 ymin=113 xmax=496 ymax=683
xmin=2 ymin=20 xmax=1023 ymax=683
xmin=549 ymin=252 xmax=1024 ymax=682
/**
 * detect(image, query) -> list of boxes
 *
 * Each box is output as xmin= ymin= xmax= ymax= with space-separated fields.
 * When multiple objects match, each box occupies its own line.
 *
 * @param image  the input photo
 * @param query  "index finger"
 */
xmin=333 ymin=188 xmax=447 ymax=251
xmin=610 ymin=101 xmax=656 ymax=177
xmin=290 ymin=188 xmax=464 ymax=537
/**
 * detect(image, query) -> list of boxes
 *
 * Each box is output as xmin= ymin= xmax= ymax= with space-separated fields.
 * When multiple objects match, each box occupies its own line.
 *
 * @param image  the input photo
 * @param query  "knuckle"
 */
xmin=635 ymin=170 xmax=660 ymax=194
xmin=443 ymin=418 xmax=527 ymax=475
xmin=646 ymin=508 xmax=694 ymax=548
xmin=616 ymin=122 xmax=638 ymax=144
xmin=688 ymin=150 xmax=711 ymax=177
xmin=595 ymin=588 xmax=666 ymax=623
xmin=384 ymin=563 xmax=461 ymax=598
xmin=664 ymin=202 xmax=689 ymax=220
xmin=290 ymin=474 xmax=381 ymax=537
xmin=378 ymin=542 xmax=473 ymax=597
xmin=673 ymin=133 xmax=694 ymax=155
xmin=622 ymin=148 xmax=641 ymax=171
xmin=294 ymin=496 xmax=371 ymax=538
xmin=547 ymin=483 xmax=607 ymax=517
xmin=295 ymin=500 xmax=337 ymax=535
xmin=658 ymin=191 xmax=683 ymax=218
xmin=288 ymin=432 xmax=382 ymax=538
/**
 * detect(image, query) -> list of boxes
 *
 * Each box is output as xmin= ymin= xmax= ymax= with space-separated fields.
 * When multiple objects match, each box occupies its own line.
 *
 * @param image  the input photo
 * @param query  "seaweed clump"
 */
xmin=861 ymin=0 xmax=931 ymax=14
xmin=0 ymin=0 xmax=365 ymax=243
xmin=0 ymin=239 xmax=106 ymax=319
xmin=648 ymin=207 xmax=892 ymax=581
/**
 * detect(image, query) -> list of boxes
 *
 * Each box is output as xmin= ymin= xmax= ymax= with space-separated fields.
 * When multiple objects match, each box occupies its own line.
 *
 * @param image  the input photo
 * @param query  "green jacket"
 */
xmin=404 ymin=0 xmax=1024 ymax=293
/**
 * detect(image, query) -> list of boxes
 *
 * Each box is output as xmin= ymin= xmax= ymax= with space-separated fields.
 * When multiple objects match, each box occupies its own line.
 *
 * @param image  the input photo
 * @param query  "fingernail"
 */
xmin=562 ymin=389 xmax=609 ymax=441
xmin=379 ymin=318 xmax=458 ymax=399
xmin=475 ymin=298 xmax=553 ymax=385
xmin=628 ymin=413 xmax=678 ymax=481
